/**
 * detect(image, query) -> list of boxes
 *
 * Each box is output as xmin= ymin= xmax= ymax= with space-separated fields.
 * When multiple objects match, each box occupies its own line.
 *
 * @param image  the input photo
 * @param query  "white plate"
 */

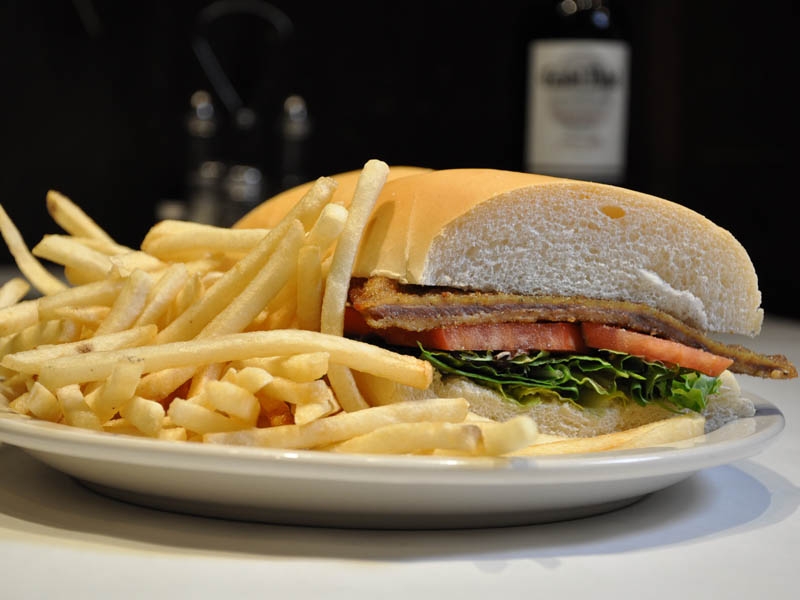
xmin=0 ymin=393 xmax=785 ymax=529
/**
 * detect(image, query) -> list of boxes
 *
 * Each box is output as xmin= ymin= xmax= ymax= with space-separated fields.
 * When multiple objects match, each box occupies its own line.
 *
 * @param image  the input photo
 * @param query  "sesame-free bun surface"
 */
xmin=353 ymin=168 xmax=763 ymax=336
xmin=234 ymin=165 xmax=432 ymax=230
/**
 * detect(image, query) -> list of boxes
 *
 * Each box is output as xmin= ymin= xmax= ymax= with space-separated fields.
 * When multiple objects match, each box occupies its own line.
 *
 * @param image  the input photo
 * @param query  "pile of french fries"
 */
xmin=0 ymin=160 xmax=543 ymax=456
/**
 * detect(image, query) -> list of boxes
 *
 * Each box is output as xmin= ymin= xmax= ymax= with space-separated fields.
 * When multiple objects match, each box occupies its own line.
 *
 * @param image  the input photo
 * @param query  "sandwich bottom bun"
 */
xmin=353 ymin=369 xmax=752 ymax=439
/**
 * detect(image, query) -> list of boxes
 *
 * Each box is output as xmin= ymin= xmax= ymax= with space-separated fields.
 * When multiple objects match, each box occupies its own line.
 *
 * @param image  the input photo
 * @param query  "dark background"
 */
xmin=1 ymin=1 xmax=797 ymax=317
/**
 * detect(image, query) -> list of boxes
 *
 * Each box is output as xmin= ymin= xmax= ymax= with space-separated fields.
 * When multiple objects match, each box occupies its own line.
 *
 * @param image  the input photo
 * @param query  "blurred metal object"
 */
xmin=186 ymin=90 xmax=217 ymax=139
xmin=185 ymin=89 xmax=218 ymax=176
xmin=188 ymin=160 xmax=227 ymax=225
xmin=220 ymin=164 xmax=264 ymax=226
xmin=191 ymin=0 xmax=294 ymax=118
xmin=182 ymin=90 xmax=223 ymax=225
xmin=277 ymin=94 xmax=312 ymax=191
xmin=186 ymin=0 xmax=295 ymax=225
xmin=155 ymin=200 xmax=189 ymax=222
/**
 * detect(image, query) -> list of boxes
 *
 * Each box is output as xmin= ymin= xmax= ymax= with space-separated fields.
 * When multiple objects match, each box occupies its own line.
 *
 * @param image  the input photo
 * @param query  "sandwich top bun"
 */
xmin=234 ymin=165 xmax=432 ymax=230
xmin=353 ymin=168 xmax=763 ymax=336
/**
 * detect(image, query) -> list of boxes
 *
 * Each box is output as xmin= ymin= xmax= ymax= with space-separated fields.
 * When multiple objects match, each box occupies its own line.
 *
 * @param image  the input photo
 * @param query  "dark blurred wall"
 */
xmin=0 ymin=1 xmax=797 ymax=317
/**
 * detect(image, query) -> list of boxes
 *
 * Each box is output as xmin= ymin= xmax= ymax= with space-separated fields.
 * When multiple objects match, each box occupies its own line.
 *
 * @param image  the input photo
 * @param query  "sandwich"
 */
xmin=237 ymin=167 xmax=796 ymax=438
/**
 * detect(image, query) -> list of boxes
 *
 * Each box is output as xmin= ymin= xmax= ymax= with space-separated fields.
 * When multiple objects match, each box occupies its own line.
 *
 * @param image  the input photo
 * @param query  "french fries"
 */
xmin=0 ymin=159 xmax=706 ymax=457
xmin=0 ymin=277 xmax=29 ymax=308
xmin=46 ymin=189 xmax=116 ymax=243
xmin=321 ymin=159 xmax=389 ymax=411
xmin=0 ymin=204 xmax=66 ymax=295
xmin=509 ymin=413 xmax=706 ymax=456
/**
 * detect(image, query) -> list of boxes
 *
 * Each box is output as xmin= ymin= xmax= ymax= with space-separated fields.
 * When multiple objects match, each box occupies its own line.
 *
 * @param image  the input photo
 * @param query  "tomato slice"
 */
xmin=344 ymin=309 xmax=585 ymax=352
xmin=343 ymin=307 xmax=375 ymax=337
xmin=389 ymin=321 xmax=586 ymax=352
xmin=581 ymin=322 xmax=733 ymax=376
xmin=345 ymin=308 xmax=733 ymax=376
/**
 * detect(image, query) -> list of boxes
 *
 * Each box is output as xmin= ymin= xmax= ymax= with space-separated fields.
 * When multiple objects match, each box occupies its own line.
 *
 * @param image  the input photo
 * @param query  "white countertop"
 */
xmin=1 ymin=312 xmax=798 ymax=599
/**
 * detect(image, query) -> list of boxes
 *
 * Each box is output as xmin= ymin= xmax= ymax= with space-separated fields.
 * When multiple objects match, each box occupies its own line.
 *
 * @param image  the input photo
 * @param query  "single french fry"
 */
xmin=261 ymin=377 xmax=333 ymax=406
xmin=142 ymin=218 xmax=214 ymax=239
xmin=472 ymin=415 xmax=539 ymax=456
xmin=136 ymin=366 xmax=195 ymax=401
xmin=0 ymin=300 xmax=39 ymax=337
xmin=204 ymin=397 xmax=469 ymax=449
xmin=169 ymin=272 xmax=202 ymax=322
xmin=0 ymin=204 xmax=68 ymax=296
xmin=51 ymin=305 xmax=110 ymax=327
xmin=278 ymin=176 xmax=338 ymax=231
xmin=8 ymin=392 xmax=30 ymax=414
xmin=37 ymin=277 xmax=125 ymax=320
xmin=292 ymin=391 xmax=339 ymax=425
xmin=102 ymin=417 xmax=143 ymax=436
xmin=183 ymin=257 xmax=228 ymax=277
xmin=232 ymin=352 xmax=330 ymax=382
xmin=26 ymin=381 xmax=62 ymax=422
xmin=158 ymin=426 xmax=188 ymax=441
xmin=295 ymin=244 xmax=323 ymax=331
xmin=510 ymin=414 xmax=706 ymax=456
xmin=70 ymin=236 xmax=135 ymax=256
xmin=305 ymin=203 xmax=348 ymax=252
xmin=32 ymin=234 xmax=114 ymax=281
xmin=351 ymin=371 xmax=432 ymax=407
xmin=133 ymin=263 xmax=190 ymax=328
xmin=86 ymin=360 xmax=145 ymax=423
xmin=0 ymin=277 xmax=30 ymax=308
xmin=221 ymin=366 xmax=274 ymax=394
xmin=3 ymin=324 xmax=157 ymax=369
xmin=326 ymin=364 xmax=370 ymax=411
xmin=118 ymin=396 xmax=165 ymax=436
xmin=142 ymin=221 xmax=270 ymax=260
xmin=320 ymin=160 xmax=389 ymax=410
xmin=320 ymin=159 xmax=388 ymax=336
xmin=167 ymin=398 xmax=251 ymax=435
xmin=266 ymin=276 xmax=297 ymax=317
xmin=328 ymin=421 xmax=481 ymax=455
xmin=108 ymin=250 xmax=165 ymax=276
xmin=56 ymin=384 xmax=102 ymax=430
xmin=612 ymin=414 xmax=706 ymax=450
xmin=264 ymin=296 xmax=297 ymax=330
xmin=200 ymin=269 xmax=226 ymax=289
xmin=94 ymin=269 xmax=153 ymax=335
xmin=187 ymin=362 xmax=225 ymax=398
xmin=28 ymin=330 xmax=433 ymax=391
xmin=255 ymin=392 xmax=294 ymax=427
xmin=0 ymin=319 xmax=81 ymax=363
xmin=201 ymin=380 xmax=260 ymax=424
xmin=46 ymin=189 xmax=116 ymax=243
xmin=1 ymin=373 xmax=35 ymax=401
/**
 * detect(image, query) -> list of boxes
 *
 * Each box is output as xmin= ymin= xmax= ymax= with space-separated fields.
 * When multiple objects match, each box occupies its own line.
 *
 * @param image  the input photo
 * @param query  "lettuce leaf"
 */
xmin=418 ymin=347 xmax=720 ymax=413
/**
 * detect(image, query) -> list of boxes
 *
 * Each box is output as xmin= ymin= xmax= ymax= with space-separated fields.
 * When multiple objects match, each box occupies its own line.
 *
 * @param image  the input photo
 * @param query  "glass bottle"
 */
xmin=524 ymin=0 xmax=631 ymax=184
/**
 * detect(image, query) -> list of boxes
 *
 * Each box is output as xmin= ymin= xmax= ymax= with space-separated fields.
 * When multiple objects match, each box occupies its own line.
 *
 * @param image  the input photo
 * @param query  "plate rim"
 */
xmin=0 ymin=390 xmax=785 ymax=486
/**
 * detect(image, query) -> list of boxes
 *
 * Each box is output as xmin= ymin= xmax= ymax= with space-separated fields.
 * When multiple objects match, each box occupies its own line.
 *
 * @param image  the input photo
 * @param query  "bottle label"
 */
xmin=525 ymin=39 xmax=630 ymax=182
